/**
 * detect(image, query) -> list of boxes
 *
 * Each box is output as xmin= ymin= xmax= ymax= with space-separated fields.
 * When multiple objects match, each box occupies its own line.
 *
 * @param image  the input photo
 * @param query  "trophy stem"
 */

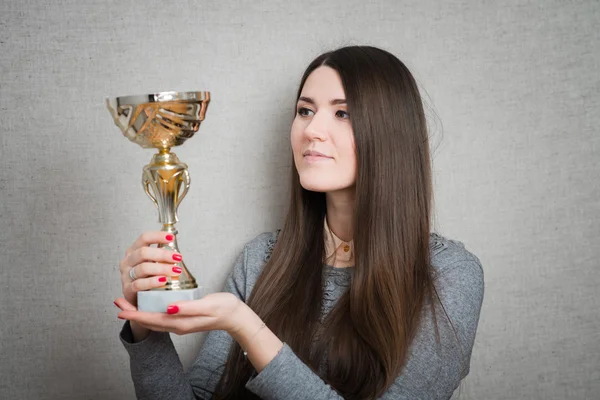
xmin=142 ymin=150 xmax=197 ymax=291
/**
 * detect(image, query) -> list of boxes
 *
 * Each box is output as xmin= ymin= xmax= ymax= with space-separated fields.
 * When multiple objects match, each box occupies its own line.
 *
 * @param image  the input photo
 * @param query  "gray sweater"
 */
xmin=120 ymin=231 xmax=484 ymax=399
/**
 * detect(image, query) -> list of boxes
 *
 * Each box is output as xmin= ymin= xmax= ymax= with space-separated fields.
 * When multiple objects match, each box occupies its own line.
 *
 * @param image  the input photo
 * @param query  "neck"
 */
xmin=325 ymin=188 xmax=355 ymax=242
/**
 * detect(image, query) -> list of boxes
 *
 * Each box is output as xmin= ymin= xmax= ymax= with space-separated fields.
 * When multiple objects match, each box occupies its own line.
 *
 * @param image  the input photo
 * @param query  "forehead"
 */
xmin=300 ymin=66 xmax=346 ymax=99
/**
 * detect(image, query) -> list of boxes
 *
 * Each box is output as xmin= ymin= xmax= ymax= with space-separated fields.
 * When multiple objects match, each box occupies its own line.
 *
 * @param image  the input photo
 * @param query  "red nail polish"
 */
xmin=166 ymin=234 xmax=174 ymax=241
xmin=167 ymin=305 xmax=179 ymax=314
xmin=118 ymin=316 xmax=125 ymax=320
xmin=172 ymin=254 xmax=182 ymax=261
xmin=158 ymin=276 xmax=167 ymax=283
xmin=172 ymin=266 xmax=182 ymax=273
xmin=113 ymin=301 xmax=121 ymax=309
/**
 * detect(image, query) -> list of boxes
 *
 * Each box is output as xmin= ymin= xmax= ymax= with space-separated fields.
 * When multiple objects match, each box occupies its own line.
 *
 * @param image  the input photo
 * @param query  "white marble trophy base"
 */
xmin=137 ymin=287 xmax=204 ymax=312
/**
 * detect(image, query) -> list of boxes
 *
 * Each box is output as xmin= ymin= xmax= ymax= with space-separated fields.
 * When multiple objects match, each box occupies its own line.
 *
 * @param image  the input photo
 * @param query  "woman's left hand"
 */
xmin=114 ymin=292 xmax=246 ymax=335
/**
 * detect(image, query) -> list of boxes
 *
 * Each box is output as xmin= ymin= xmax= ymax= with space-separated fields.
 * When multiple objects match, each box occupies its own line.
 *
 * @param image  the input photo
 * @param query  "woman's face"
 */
xmin=291 ymin=66 xmax=357 ymax=193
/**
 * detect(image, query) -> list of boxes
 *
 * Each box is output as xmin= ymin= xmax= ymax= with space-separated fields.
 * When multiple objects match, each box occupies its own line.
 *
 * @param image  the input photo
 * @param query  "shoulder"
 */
xmin=429 ymin=231 xmax=484 ymax=278
xmin=427 ymin=233 xmax=485 ymax=351
xmin=428 ymin=232 xmax=485 ymax=305
xmin=233 ymin=229 xmax=281 ymax=290
xmin=243 ymin=229 xmax=281 ymax=264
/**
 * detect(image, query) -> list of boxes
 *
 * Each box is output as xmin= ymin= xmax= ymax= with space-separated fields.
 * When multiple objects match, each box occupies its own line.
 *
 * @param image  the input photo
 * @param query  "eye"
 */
xmin=335 ymin=110 xmax=349 ymax=119
xmin=297 ymin=107 xmax=314 ymax=117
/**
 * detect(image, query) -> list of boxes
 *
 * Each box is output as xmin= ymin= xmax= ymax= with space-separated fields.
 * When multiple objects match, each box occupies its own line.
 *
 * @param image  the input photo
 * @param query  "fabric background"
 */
xmin=0 ymin=1 xmax=598 ymax=399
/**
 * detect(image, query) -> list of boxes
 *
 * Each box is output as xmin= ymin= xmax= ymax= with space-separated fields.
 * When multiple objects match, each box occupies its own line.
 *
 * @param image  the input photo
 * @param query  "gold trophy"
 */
xmin=106 ymin=91 xmax=210 ymax=312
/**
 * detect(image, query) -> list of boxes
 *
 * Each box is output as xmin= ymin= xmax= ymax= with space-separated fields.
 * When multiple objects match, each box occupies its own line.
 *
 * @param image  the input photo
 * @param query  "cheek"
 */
xmin=339 ymin=134 xmax=356 ymax=166
xmin=290 ymin=120 xmax=302 ymax=146
xmin=290 ymin=123 xmax=304 ymax=164
xmin=340 ymin=135 xmax=358 ymax=183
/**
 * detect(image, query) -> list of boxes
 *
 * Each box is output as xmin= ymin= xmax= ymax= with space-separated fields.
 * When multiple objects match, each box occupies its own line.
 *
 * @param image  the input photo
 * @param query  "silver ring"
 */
xmin=129 ymin=267 xmax=138 ymax=281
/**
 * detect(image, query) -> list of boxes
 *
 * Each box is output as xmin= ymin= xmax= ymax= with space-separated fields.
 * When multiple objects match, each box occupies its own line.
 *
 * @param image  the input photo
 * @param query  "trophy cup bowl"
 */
xmin=107 ymin=91 xmax=210 ymax=312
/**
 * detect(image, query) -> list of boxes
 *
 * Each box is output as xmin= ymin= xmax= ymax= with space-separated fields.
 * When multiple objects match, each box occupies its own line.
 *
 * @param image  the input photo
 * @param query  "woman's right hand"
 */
xmin=118 ymin=231 xmax=184 ymax=308
xmin=116 ymin=231 xmax=184 ymax=342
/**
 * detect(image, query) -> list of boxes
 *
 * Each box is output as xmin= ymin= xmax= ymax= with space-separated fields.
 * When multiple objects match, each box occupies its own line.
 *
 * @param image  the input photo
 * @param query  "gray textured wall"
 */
xmin=1 ymin=1 xmax=598 ymax=399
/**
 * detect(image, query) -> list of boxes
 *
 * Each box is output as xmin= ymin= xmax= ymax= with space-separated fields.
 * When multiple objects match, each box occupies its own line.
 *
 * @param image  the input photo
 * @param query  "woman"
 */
xmin=115 ymin=45 xmax=485 ymax=399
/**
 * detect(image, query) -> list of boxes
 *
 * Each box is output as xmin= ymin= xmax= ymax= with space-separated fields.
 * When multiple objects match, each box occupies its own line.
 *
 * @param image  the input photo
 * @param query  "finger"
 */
xmin=129 ymin=276 xmax=170 ymax=293
xmin=127 ymin=315 xmax=209 ymax=335
xmin=125 ymin=246 xmax=183 ymax=270
xmin=119 ymin=310 xmax=214 ymax=335
xmin=165 ymin=299 xmax=214 ymax=317
xmin=130 ymin=262 xmax=183 ymax=280
xmin=114 ymin=297 xmax=137 ymax=312
xmin=119 ymin=310 xmax=179 ymax=331
xmin=129 ymin=231 xmax=176 ymax=253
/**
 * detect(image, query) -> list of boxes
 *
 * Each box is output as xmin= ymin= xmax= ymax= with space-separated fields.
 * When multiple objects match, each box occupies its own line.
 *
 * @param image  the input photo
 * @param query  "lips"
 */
xmin=303 ymin=150 xmax=332 ymax=158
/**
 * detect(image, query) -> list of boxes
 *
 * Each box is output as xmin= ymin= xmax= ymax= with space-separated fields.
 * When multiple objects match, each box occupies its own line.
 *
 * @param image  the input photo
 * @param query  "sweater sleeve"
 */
xmin=245 ymin=343 xmax=344 ymax=399
xmin=244 ymin=257 xmax=485 ymax=400
xmin=119 ymin=321 xmax=195 ymax=400
xmin=119 ymin=247 xmax=250 ymax=400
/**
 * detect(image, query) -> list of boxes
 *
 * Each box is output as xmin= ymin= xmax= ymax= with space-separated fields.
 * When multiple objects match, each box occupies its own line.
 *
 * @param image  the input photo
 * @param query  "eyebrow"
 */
xmin=298 ymin=96 xmax=347 ymax=106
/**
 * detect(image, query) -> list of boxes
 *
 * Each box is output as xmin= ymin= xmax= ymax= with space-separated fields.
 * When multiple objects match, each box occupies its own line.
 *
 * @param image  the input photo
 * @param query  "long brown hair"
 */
xmin=214 ymin=46 xmax=441 ymax=399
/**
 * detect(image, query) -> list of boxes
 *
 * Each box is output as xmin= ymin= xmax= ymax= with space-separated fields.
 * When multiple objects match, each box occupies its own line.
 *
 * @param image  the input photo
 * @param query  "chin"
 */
xmin=300 ymin=182 xmax=330 ymax=192
xmin=298 ymin=175 xmax=349 ymax=193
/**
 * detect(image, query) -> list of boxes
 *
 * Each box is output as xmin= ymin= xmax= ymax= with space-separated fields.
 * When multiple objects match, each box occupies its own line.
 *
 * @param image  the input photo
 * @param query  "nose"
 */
xmin=303 ymin=112 xmax=328 ymax=142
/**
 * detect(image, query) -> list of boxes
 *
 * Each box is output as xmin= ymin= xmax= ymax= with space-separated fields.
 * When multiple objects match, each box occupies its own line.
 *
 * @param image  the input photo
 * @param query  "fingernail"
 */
xmin=167 ymin=305 xmax=179 ymax=314
xmin=118 ymin=316 xmax=125 ymax=320
xmin=113 ymin=301 xmax=121 ymax=309
xmin=172 ymin=266 xmax=182 ymax=273
xmin=166 ymin=234 xmax=174 ymax=241
xmin=172 ymin=253 xmax=182 ymax=261
xmin=158 ymin=276 xmax=167 ymax=283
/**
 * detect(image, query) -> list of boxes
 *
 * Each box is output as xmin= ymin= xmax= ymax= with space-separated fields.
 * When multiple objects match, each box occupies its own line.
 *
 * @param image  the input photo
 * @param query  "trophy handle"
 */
xmin=143 ymin=177 xmax=159 ymax=208
xmin=175 ymin=169 xmax=190 ymax=209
